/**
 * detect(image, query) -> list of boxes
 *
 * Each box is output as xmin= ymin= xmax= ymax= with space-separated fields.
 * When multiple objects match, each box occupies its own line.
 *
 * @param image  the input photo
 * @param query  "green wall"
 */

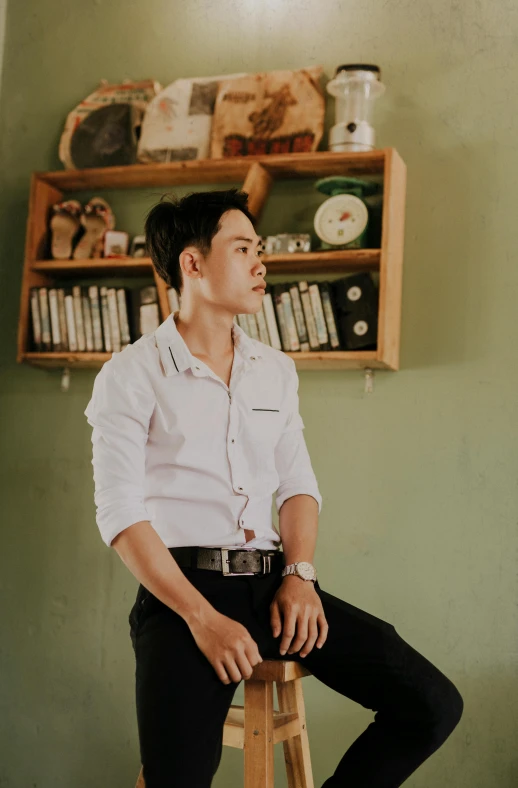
xmin=1 ymin=1 xmax=517 ymax=786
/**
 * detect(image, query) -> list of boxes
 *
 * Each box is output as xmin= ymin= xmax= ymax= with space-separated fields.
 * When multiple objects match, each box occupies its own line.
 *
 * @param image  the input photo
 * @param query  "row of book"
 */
xmin=29 ymin=284 xmax=160 ymax=352
xmin=29 ymin=273 xmax=378 ymax=354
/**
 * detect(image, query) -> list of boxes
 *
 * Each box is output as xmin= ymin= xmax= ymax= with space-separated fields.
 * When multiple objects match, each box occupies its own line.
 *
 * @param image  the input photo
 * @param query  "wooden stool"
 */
xmin=135 ymin=659 xmax=314 ymax=788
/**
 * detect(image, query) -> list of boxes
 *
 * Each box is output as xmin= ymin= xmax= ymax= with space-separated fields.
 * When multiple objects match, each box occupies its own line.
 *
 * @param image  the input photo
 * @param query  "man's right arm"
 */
xmin=83 ymin=357 xmax=214 ymax=626
xmin=111 ymin=519 xmax=214 ymax=627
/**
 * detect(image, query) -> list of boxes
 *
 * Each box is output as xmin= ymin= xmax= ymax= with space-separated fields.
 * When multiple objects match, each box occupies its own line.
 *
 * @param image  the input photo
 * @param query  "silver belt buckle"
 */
xmin=220 ymin=548 xmax=256 ymax=576
xmin=261 ymin=554 xmax=272 ymax=574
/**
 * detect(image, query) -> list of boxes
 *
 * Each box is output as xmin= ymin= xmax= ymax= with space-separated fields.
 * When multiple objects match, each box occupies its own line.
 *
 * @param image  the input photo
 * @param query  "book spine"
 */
xmin=298 ymin=281 xmax=320 ymax=350
xmin=273 ymin=286 xmax=290 ymax=351
xmin=88 ymin=285 xmax=104 ymax=351
xmin=64 ymin=290 xmax=78 ymax=352
xmin=107 ymin=287 xmax=121 ymax=352
xmin=320 ymin=282 xmax=341 ymax=350
xmin=263 ymin=290 xmax=282 ymax=350
xmin=38 ymin=288 xmax=52 ymax=351
xmin=30 ymin=288 xmax=42 ymax=351
xmin=100 ymin=286 xmax=112 ymax=352
xmin=117 ymin=288 xmax=131 ymax=348
xmin=48 ymin=288 xmax=63 ymax=351
xmin=72 ymin=285 xmax=86 ymax=351
xmin=281 ymin=289 xmax=300 ymax=351
xmin=309 ymin=283 xmax=330 ymax=349
xmin=289 ymin=283 xmax=310 ymax=351
xmin=167 ymin=287 xmax=180 ymax=314
xmin=255 ymin=304 xmax=271 ymax=345
xmin=82 ymin=293 xmax=94 ymax=351
xmin=57 ymin=288 xmax=68 ymax=350
xmin=236 ymin=314 xmax=249 ymax=333
xmin=246 ymin=313 xmax=260 ymax=341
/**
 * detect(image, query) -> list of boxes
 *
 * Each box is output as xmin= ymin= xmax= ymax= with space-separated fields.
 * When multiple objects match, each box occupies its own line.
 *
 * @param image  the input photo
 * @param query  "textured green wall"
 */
xmin=1 ymin=1 xmax=517 ymax=786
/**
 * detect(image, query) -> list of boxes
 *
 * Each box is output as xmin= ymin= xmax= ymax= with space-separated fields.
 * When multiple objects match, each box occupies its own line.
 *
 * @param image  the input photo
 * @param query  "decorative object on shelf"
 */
xmin=130 ymin=235 xmax=147 ymax=258
xmin=73 ymin=197 xmax=115 ymax=260
xmin=330 ymin=273 xmax=378 ymax=350
xmin=326 ymin=64 xmax=385 ymax=152
xmin=104 ymin=230 xmax=129 ymax=258
xmin=49 ymin=200 xmax=82 ymax=259
xmin=313 ymin=176 xmax=380 ymax=250
xmin=210 ymin=66 xmax=324 ymax=158
xmin=59 ymin=78 xmax=161 ymax=170
xmin=262 ymin=234 xmax=311 ymax=254
xmin=138 ymin=72 xmax=245 ymax=163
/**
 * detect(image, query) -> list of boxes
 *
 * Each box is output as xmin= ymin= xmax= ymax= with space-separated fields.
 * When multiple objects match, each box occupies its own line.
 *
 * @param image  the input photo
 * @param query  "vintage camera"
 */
xmin=261 ymin=233 xmax=311 ymax=255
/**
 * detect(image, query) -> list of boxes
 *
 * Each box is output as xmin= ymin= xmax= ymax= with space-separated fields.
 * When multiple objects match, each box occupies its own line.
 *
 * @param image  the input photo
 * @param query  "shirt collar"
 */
xmin=154 ymin=311 xmax=263 ymax=378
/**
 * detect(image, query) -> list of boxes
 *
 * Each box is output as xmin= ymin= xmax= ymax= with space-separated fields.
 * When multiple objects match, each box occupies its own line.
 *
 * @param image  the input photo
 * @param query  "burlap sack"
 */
xmin=137 ymin=73 xmax=245 ymax=163
xmin=210 ymin=66 xmax=324 ymax=158
xmin=59 ymin=79 xmax=161 ymax=170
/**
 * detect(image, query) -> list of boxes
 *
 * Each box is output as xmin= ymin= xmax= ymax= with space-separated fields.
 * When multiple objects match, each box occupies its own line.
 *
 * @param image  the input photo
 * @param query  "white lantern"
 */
xmin=326 ymin=64 xmax=386 ymax=152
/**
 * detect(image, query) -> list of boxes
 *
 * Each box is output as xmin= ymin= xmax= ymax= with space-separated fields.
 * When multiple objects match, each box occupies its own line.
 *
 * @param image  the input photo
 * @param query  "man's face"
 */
xmin=195 ymin=209 xmax=267 ymax=315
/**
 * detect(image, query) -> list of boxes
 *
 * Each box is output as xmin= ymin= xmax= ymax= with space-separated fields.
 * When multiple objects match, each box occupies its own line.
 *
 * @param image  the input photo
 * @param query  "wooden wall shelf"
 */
xmin=18 ymin=149 xmax=406 ymax=372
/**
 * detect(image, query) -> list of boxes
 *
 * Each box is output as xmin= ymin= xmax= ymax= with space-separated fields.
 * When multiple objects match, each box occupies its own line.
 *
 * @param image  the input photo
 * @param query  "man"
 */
xmin=84 ymin=188 xmax=463 ymax=787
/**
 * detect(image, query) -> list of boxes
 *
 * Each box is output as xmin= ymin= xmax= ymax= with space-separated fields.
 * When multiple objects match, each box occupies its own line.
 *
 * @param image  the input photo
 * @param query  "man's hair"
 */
xmin=144 ymin=188 xmax=256 ymax=292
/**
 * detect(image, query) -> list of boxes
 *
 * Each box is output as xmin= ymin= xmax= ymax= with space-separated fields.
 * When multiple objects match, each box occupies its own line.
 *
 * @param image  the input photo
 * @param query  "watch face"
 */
xmin=314 ymin=193 xmax=368 ymax=246
xmin=297 ymin=561 xmax=315 ymax=580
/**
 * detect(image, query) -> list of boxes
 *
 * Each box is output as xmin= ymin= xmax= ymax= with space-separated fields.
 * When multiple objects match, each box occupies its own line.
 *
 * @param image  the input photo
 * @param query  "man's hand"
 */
xmin=270 ymin=576 xmax=328 ymax=658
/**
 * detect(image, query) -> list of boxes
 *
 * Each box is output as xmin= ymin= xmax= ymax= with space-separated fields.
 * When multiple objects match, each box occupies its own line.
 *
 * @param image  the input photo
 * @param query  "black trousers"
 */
xmin=129 ymin=556 xmax=463 ymax=788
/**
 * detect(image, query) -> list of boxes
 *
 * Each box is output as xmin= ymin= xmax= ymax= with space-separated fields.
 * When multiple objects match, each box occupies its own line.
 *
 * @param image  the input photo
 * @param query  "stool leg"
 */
xmin=244 ymin=679 xmax=275 ymax=787
xmin=277 ymin=678 xmax=314 ymax=788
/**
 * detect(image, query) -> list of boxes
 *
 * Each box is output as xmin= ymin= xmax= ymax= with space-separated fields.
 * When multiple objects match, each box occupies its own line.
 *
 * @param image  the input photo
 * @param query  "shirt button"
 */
xmin=231 ymin=439 xmax=235 ymax=443
xmin=250 ymin=356 xmax=255 ymax=360
xmin=195 ymin=366 xmax=200 ymax=370
xmin=238 ymin=487 xmax=243 ymax=491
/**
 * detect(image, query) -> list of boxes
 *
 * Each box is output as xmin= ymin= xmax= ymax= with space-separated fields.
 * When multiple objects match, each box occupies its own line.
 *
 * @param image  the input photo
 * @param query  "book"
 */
xmin=38 ymin=287 xmax=52 ymax=351
xmin=272 ymin=283 xmax=291 ymax=351
xmin=88 ymin=285 xmax=104 ymax=351
xmin=99 ymin=286 xmax=112 ymax=352
xmin=82 ymin=291 xmax=94 ymax=351
xmin=72 ymin=285 xmax=86 ymax=351
xmin=298 ymin=281 xmax=320 ymax=350
xmin=289 ymin=282 xmax=310 ymax=351
xmin=255 ymin=304 xmax=271 ymax=345
xmin=319 ymin=281 xmax=341 ymax=350
xmin=262 ymin=286 xmax=282 ymax=350
xmin=64 ymin=289 xmax=78 ymax=352
xmin=308 ymin=282 xmax=330 ymax=350
xmin=107 ymin=287 xmax=122 ymax=352
xmin=117 ymin=288 xmax=131 ymax=349
xmin=29 ymin=288 xmax=42 ymax=351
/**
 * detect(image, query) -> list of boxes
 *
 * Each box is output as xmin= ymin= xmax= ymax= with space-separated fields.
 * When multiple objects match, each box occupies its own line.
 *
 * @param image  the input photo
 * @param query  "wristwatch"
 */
xmin=281 ymin=561 xmax=317 ymax=582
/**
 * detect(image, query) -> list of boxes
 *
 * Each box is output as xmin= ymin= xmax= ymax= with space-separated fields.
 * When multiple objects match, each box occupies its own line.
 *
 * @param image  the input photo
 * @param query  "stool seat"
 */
xmin=135 ymin=659 xmax=314 ymax=788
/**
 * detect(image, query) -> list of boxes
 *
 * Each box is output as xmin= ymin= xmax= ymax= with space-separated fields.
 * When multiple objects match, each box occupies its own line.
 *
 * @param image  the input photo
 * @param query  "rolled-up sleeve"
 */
xmin=84 ymin=357 xmax=156 ymax=547
xmin=274 ymin=358 xmax=322 ymax=515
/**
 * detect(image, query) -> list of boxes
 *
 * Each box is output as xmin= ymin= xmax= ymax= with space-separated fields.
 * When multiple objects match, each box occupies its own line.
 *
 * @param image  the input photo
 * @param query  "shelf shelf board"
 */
xmin=31 ymin=258 xmax=153 ymax=277
xmin=22 ymin=349 xmax=386 ymax=371
xmin=30 ymin=249 xmax=380 ymax=278
xmin=35 ymin=150 xmax=388 ymax=191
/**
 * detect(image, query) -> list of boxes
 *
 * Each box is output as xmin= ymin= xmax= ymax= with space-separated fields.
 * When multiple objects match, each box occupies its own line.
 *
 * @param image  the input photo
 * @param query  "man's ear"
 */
xmin=179 ymin=247 xmax=202 ymax=282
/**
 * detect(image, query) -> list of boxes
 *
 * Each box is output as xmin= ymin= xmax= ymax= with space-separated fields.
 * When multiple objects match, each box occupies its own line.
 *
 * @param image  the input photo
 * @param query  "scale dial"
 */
xmin=314 ymin=193 xmax=369 ymax=246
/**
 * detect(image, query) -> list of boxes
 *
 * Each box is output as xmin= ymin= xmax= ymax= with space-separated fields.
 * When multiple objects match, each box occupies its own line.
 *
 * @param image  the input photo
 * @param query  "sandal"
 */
xmin=50 ymin=200 xmax=82 ymax=259
xmin=73 ymin=197 xmax=115 ymax=259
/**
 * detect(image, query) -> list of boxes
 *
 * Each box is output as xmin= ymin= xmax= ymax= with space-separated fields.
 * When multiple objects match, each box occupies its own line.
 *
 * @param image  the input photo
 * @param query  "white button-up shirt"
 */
xmin=84 ymin=312 xmax=322 ymax=550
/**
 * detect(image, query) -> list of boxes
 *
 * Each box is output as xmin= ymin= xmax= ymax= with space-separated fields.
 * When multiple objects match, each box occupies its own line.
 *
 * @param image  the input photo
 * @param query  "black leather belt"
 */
xmin=169 ymin=546 xmax=285 ymax=576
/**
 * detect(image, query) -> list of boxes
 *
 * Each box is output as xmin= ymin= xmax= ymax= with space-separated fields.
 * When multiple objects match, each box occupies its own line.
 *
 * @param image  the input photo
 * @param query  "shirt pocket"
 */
xmin=247 ymin=405 xmax=284 ymax=444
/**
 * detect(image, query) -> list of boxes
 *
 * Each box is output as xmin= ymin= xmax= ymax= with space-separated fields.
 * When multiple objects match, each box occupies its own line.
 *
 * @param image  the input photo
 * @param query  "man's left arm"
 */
xmin=271 ymin=360 xmax=328 ymax=657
